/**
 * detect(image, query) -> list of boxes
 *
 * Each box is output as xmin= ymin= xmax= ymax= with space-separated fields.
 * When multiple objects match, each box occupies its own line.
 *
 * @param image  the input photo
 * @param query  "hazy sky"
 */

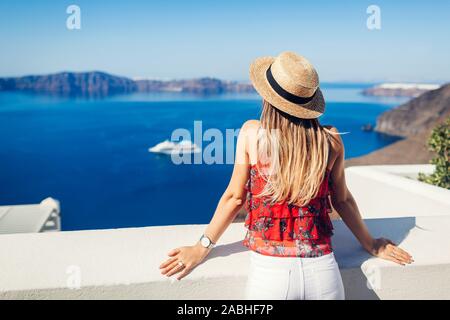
xmin=0 ymin=0 xmax=448 ymax=82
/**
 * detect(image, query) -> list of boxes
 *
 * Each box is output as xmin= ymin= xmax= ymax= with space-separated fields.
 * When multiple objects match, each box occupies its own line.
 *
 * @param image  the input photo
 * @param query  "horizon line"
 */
xmin=0 ymin=70 xmax=447 ymax=85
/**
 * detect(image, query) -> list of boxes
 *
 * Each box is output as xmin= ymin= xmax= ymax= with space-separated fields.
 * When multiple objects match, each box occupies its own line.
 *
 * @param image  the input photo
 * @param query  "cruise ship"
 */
xmin=148 ymin=140 xmax=201 ymax=155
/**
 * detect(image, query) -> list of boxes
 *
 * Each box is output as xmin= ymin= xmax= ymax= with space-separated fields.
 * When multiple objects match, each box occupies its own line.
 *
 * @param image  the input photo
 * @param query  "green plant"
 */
xmin=418 ymin=117 xmax=450 ymax=189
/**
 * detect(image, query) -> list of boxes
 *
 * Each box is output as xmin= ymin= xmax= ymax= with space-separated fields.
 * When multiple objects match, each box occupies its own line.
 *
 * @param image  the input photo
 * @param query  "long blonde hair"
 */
xmin=256 ymin=100 xmax=331 ymax=206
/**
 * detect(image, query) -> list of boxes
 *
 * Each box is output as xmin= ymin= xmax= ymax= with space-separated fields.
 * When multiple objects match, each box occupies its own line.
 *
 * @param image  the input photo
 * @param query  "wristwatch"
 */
xmin=199 ymin=234 xmax=216 ymax=249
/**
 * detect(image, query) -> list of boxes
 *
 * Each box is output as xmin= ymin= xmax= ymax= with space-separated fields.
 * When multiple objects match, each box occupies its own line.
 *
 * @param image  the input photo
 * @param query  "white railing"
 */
xmin=0 ymin=165 xmax=449 ymax=299
xmin=1 ymin=217 xmax=450 ymax=299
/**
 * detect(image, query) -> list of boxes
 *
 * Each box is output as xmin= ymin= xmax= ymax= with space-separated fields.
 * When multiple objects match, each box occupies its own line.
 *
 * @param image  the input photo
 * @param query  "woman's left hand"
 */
xmin=370 ymin=237 xmax=414 ymax=266
xmin=159 ymin=244 xmax=208 ymax=280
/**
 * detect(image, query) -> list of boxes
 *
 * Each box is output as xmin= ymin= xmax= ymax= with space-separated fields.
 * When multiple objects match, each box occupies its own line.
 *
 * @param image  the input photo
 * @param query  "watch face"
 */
xmin=201 ymin=236 xmax=211 ymax=247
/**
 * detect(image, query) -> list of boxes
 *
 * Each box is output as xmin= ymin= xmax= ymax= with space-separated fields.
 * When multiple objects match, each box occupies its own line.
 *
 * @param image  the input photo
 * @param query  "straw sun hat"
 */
xmin=249 ymin=51 xmax=325 ymax=119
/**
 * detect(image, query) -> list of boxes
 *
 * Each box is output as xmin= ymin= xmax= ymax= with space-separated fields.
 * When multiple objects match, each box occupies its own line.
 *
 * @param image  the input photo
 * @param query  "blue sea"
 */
xmin=0 ymin=85 xmax=407 ymax=231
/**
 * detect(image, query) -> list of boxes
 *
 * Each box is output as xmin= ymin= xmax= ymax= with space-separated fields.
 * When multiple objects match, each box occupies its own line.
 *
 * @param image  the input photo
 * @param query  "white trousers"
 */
xmin=245 ymin=251 xmax=345 ymax=300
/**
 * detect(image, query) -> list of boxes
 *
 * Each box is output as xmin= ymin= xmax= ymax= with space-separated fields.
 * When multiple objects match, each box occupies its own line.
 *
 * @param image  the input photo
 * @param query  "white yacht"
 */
xmin=148 ymin=140 xmax=201 ymax=155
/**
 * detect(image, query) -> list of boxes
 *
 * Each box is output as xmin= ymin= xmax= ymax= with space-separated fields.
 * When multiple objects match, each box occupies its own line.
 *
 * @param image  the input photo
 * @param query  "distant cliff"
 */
xmin=135 ymin=78 xmax=254 ymax=95
xmin=0 ymin=72 xmax=255 ymax=97
xmin=375 ymin=84 xmax=450 ymax=137
xmin=0 ymin=72 xmax=137 ymax=97
xmin=362 ymin=83 xmax=441 ymax=98
xmin=346 ymin=83 xmax=450 ymax=166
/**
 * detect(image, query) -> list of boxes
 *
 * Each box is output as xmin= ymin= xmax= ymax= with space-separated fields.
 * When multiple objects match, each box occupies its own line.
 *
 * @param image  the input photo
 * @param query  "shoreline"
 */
xmin=345 ymin=133 xmax=432 ymax=167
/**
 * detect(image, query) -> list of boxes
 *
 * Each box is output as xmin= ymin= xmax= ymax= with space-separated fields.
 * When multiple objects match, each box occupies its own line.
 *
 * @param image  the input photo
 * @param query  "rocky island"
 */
xmin=0 ymin=72 xmax=137 ymax=97
xmin=135 ymin=78 xmax=254 ymax=95
xmin=0 ymin=72 xmax=255 ymax=97
xmin=362 ymin=83 xmax=441 ymax=98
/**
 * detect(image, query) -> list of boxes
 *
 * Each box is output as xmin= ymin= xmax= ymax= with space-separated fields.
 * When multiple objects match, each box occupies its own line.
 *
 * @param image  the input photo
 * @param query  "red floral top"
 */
xmin=243 ymin=164 xmax=334 ymax=258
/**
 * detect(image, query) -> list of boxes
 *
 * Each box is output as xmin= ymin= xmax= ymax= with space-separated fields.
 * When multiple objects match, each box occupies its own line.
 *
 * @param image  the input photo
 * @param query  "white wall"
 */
xmin=1 ymin=165 xmax=449 ymax=300
xmin=1 ymin=216 xmax=450 ymax=300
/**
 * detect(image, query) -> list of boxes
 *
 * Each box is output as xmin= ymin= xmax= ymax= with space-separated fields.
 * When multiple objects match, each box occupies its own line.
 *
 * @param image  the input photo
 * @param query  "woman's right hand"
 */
xmin=370 ymin=237 xmax=413 ymax=265
xmin=159 ymin=243 xmax=209 ymax=280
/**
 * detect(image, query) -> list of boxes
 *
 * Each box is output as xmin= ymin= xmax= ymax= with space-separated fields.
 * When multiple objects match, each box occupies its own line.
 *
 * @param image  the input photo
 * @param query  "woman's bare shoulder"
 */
xmin=241 ymin=120 xmax=260 ymax=164
xmin=241 ymin=119 xmax=261 ymax=131
xmin=323 ymin=125 xmax=344 ymax=149
xmin=240 ymin=119 xmax=261 ymax=141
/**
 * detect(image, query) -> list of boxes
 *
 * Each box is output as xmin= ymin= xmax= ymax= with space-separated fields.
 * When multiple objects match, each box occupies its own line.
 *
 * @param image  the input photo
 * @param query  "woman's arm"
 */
xmin=159 ymin=120 xmax=255 ymax=280
xmin=328 ymin=129 xmax=413 ymax=265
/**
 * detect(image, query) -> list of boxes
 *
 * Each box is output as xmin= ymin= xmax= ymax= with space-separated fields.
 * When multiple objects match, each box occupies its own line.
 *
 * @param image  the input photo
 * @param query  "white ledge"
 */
xmin=1 ymin=216 xmax=450 ymax=299
xmin=1 ymin=164 xmax=449 ymax=299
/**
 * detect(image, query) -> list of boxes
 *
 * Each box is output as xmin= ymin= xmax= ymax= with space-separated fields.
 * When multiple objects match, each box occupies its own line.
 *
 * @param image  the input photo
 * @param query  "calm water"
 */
xmin=0 ymin=86 xmax=406 ymax=230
